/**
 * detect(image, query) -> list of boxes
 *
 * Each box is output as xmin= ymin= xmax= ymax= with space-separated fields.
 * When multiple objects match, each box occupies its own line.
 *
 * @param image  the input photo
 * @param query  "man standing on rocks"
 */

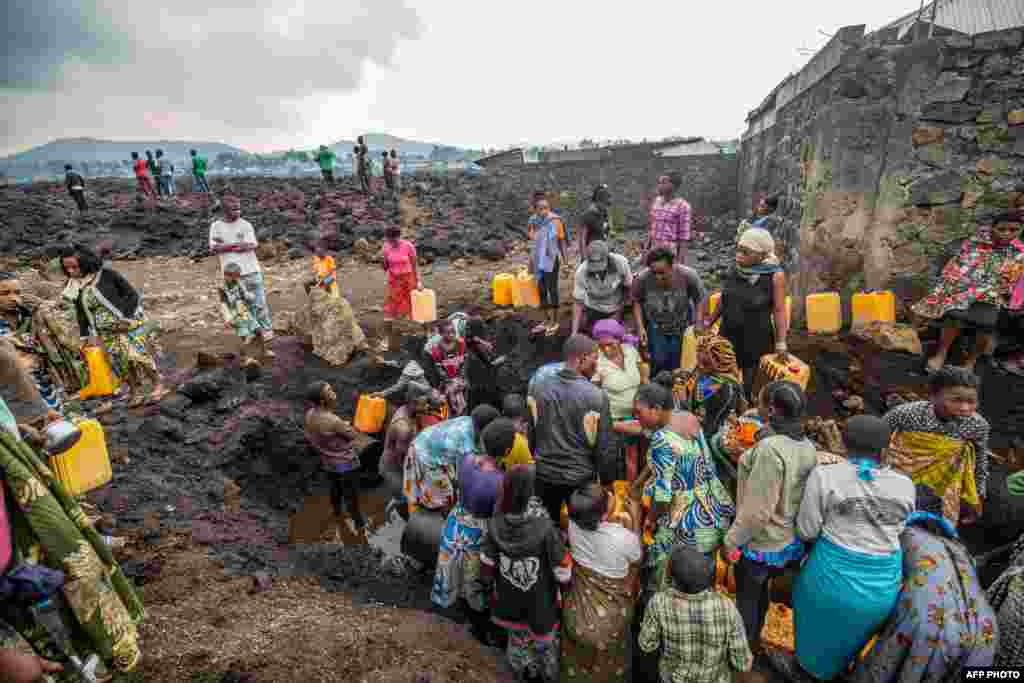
xmin=156 ymin=149 xmax=175 ymax=198
xmin=131 ymin=152 xmax=155 ymax=199
xmin=146 ymin=150 xmax=161 ymax=197
xmin=571 ymin=240 xmax=633 ymax=335
xmin=355 ymin=136 xmax=370 ymax=194
xmin=578 ymin=184 xmax=611 ymax=258
xmin=208 ymin=194 xmax=275 ymax=357
xmin=632 ymin=246 xmax=705 ymax=376
xmin=190 ymin=149 xmax=210 ymax=193
xmin=527 ymin=334 xmax=614 ymax=523
xmin=646 ymin=172 xmax=691 ymax=265
xmin=64 ymin=164 xmax=87 ymax=211
xmin=314 ymin=145 xmax=336 ymax=185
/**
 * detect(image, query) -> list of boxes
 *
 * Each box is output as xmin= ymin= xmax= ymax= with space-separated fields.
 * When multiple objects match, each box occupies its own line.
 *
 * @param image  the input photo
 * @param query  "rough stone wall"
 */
xmin=739 ymin=28 xmax=1024 ymax=323
xmin=489 ymin=154 xmax=738 ymax=232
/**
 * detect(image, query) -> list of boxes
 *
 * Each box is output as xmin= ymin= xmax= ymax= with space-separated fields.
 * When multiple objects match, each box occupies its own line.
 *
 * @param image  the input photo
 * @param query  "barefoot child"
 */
xmin=219 ymin=262 xmax=271 ymax=364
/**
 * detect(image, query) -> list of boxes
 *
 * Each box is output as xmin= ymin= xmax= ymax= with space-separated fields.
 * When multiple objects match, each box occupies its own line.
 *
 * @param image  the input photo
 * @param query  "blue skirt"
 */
xmin=794 ymin=536 xmax=901 ymax=680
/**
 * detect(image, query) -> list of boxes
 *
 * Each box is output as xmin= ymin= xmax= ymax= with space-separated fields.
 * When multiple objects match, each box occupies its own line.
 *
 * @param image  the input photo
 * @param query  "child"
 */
xmin=306 ymin=241 xmax=339 ymax=298
xmin=219 ymin=262 xmax=270 ymax=364
xmin=639 ymin=546 xmax=753 ymax=683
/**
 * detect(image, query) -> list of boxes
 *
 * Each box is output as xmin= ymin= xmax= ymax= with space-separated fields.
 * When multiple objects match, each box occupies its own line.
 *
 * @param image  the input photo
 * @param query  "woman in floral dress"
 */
xmin=913 ymin=213 xmax=1024 ymax=372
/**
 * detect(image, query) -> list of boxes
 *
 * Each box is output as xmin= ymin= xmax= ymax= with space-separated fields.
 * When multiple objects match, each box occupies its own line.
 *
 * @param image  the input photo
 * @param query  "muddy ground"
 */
xmin=5 ymin=176 xmax=1023 ymax=681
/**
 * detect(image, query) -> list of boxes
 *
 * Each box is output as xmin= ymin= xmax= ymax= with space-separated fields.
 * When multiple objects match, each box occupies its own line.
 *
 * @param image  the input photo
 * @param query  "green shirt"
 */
xmin=192 ymin=155 xmax=208 ymax=175
xmin=316 ymin=150 xmax=336 ymax=171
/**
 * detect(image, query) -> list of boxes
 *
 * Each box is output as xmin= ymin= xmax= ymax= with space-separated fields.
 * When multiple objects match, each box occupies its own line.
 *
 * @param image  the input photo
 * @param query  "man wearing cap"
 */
xmin=571 ymin=241 xmax=633 ymax=336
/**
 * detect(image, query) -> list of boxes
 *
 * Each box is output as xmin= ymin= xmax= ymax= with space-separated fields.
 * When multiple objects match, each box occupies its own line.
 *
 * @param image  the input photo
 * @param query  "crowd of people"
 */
xmin=2 ymin=163 xmax=1024 ymax=682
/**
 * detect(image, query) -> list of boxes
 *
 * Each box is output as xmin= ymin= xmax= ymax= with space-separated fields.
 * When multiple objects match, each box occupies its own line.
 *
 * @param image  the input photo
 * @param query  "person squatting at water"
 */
xmin=305 ymin=381 xmax=368 ymax=540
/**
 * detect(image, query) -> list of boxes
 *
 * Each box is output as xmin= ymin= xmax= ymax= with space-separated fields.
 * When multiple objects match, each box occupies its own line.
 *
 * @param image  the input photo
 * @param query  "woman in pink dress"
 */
xmin=382 ymin=226 xmax=420 ymax=319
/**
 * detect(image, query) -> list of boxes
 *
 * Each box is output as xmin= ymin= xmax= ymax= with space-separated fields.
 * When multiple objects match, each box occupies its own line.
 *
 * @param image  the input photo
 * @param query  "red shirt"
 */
xmin=133 ymin=159 xmax=149 ymax=178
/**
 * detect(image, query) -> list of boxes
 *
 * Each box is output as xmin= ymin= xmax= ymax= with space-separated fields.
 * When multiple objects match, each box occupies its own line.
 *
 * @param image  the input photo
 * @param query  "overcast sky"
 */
xmin=2 ymin=0 xmax=923 ymax=156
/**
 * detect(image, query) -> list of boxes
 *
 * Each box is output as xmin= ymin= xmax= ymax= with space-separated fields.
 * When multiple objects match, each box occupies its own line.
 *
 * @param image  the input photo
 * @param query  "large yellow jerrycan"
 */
xmin=78 ymin=346 xmax=120 ymax=400
xmin=851 ymin=291 xmax=895 ymax=328
xmin=805 ymin=292 xmax=842 ymax=334
xmin=755 ymin=353 xmax=811 ymax=394
xmin=48 ymin=419 xmax=113 ymax=497
xmin=516 ymin=270 xmax=541 ymax=308
xmin=492 ymin=273 xmax=515 ymax=306
xmin=680 ymin=327 xmax=698 ymax=372
xmin=412 ymin=289 xmax=437 ymax=323
xmin=354 ymin=395 xmax=387 ymax=434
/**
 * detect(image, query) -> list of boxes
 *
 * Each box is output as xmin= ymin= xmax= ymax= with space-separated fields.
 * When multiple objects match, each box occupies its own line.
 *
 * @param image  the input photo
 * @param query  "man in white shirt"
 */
xmin=208 ymin=194 xmax=274 ymax=355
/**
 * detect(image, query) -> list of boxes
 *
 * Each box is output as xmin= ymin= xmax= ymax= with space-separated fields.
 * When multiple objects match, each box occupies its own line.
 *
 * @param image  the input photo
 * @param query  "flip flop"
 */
xmin=144 ymin=386 xmax=173 ymax=406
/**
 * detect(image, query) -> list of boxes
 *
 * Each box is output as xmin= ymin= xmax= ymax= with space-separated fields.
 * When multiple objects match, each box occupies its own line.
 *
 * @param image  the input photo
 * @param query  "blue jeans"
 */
xmin=193 ymin=174 xmax=210 ymax=193
xmin=646 ymin=320 xmax=681 ymax=376
xmin=160 ymin=174 xmax=175 ymax=196
xmin=241 ymin=272 xmax=274 ymax=336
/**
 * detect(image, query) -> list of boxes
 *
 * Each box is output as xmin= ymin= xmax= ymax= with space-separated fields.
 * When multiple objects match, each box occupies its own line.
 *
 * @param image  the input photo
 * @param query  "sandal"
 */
xmin=127 ymin=395 xmax=146 ymax=409
xmin=144 ymin=386 xmax=173 ymax=406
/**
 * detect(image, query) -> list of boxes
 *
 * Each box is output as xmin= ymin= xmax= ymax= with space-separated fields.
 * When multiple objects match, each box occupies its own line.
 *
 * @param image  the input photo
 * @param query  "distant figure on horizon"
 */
xmin=145 ymin=150 xmax=160 ymax=197
xmin=155 ymin=149 xmax=175 ymax=198
xmin=314 ymin=144 xmax=336 ymax=185
xmin=131 ymin=152 xmax=155 ymax=200
xmin=190 ymin=149 xmax=210 ymax=193
xmin=64 ymin=164 xmax=87 ymax=211
xmin=388 ymin=149 xmax=401 ymax=198
xmin=381 ymin=151 xmax=392 ymax=194
xmin=355 ymin=135 xmax=370 ymax=194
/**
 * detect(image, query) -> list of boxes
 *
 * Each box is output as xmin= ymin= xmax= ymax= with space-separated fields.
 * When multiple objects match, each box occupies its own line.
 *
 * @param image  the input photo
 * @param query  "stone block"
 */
xmin=912 ymin=126 xmax=945 ymax=146
xmin=910 ymin=171 xmax=964 ymax=206
xmin=973 ymin=29 xmax=1023 ymax=52
xmin=1009 ymin=110 xmax=1024 ymax=126
xmin=926 ymin=73 xmax=972 ymax=103
xmin=977 ymin=157 xmax=1010 ymax=176
xmin=922 ymin=102 xmax=982 ymax=123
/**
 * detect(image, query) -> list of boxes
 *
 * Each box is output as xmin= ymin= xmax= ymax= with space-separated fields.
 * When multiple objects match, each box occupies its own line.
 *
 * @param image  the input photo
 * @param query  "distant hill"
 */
xmin=327 ymin=133 xmax=465 ymax=159
xmin=0 ymin=138 xmax=247 ymax=165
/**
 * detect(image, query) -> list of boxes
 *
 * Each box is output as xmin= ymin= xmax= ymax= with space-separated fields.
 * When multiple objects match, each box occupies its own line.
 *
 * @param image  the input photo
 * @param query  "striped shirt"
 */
xmin=649 ymin=196 xmax=691 ymax=244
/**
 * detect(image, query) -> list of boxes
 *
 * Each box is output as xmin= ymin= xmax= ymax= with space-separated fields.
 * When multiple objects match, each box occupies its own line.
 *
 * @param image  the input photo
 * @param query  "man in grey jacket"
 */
xmin=527 ymin=334 xmax=614 ymax=522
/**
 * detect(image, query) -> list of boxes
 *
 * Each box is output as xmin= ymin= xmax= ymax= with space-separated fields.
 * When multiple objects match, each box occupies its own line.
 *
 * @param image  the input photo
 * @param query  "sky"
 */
xmin=2 ymin=0 xmax=925 ymax=157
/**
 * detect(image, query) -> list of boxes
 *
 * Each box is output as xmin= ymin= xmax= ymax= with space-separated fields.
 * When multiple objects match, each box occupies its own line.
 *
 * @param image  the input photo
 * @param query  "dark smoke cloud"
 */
xmin=2 ymin=0 xmax=423 ymax=153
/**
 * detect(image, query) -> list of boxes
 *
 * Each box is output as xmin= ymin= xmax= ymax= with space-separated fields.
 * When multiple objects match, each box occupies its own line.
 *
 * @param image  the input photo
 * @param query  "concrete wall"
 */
xmin=738 ymin=27 xmax=1024 ymax=323
xmin=488 ymin=154 xmax=739 ymax=231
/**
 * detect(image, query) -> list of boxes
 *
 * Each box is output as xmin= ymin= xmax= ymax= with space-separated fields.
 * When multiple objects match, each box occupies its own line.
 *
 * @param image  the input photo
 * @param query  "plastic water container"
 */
xmin=708 ymin=292 xmax=721 ymax=317
xmin=48 ymin=419 xmax=112 ymax=497
xmin=516 ymin=271 xmax=541 ymax=308
xmin=806 ymin=292 xmax=842 ymax=334
xmin=78 ymin=346 xmax=120 ymax=400
xmin=492 ymin=273 xmax=515 ymax=306
xmin=755 ymin=353 xmax=811 ymax=393
xmin=411 ymin=289 xmax=437 ymax=323
xmin=852 ymin=291 xmax=896 ymax=328
xmin=680 ymin=327 xmax=698 ymax=372
xmin=354 ymin=395 xmax=387 ymax=434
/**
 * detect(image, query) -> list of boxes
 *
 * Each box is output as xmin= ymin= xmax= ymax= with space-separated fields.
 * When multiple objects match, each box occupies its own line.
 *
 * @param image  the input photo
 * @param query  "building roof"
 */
xmin=475 ymin=148 xmax=523 ymax=164
xmin=879 ymin=0 xmax=1024 ymax=37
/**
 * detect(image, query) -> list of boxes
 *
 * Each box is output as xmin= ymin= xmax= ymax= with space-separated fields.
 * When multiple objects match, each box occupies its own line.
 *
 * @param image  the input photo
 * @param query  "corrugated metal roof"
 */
xmin=881 ymin=0 xmax=1024 ymax=37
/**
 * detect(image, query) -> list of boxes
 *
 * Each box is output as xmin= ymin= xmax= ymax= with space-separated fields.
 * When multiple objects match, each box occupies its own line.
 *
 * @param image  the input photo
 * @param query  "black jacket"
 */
xmin=65 ymin=172 xmax=85 ymax=191
xmin=71 ymin=268 xmax=142 ymax=337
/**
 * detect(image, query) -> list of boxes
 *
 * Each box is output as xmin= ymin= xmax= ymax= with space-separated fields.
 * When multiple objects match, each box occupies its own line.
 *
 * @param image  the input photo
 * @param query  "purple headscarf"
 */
xmin=592 ymin=318 xmax=625 ymax=342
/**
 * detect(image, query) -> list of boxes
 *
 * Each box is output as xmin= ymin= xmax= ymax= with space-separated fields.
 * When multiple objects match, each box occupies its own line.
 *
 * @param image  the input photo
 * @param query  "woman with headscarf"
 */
xmin=561 ymin=481 xmax=642 ymax=683
xmin=681 ymin=334 xmax=745 ymax=438
xmin=481 ymin=466 xmax=571 ymax=683
xmin=912 ymin=212 xmax=1024 ymax=373
xmin=431 ymin=419 xmax=519 ymax=636
xmin=721 ymin=380 xmax=818 ymax=654
xmin=790 ymin=415 xmax=916 ymax=680
xmin=591 ymin=319 xmax=645 ymax=481
xmin=59 ymin=245 xmax=168 ymax=408
xmin=634 ymin=383 xmax=735 ymax=595
xmin=848 ymin=513 xmax=996 ymax=683
xmin=704 ymin=227 xmax=788 ymax=399
xmin=987 ymin=534 xmax=1024 ymax=667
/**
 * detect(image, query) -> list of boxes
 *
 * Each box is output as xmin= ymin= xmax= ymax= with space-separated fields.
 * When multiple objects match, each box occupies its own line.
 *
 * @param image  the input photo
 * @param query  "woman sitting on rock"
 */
xmin=849 ymin=513 xmax=996 ymax=683
xmin=883 ymin=366 xmax=991 ymax=527
xmin=681 ymin=333 xmax=746 ymax=439
xmin=913 ymin=212 xmax=1024 ymax=373
xmin=431 ymin=419 xmax=519 ymax=638
xmin=424 ymin=317 xmax=471 ymax=417
xmin=60 ymin=245 xmax=169 ymax=408
xmin=591 ymin=318 xmax=645 ymax=481
xmin=481 ymin=465 xmax=571 ymax=683
xmin=634 ymin=382 xmax=734 ymax=595
xmin=790 ymin=415 xmax=916 ymax=681
xmin=561 ymin=481 xmax=642 ymax=683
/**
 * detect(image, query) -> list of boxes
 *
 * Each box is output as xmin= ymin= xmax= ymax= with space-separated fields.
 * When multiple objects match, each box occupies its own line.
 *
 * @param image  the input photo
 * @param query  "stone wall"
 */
xmin=488 ymin=154 xmax=738 ymax=232
xmin=738 ymin=27 xmax=1024 ymax=323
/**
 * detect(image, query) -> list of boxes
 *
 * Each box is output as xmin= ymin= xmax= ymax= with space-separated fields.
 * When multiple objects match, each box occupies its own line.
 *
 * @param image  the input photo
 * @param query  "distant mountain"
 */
xmin=0 ymin=138 xmax=247 ymax=165
xmin=327 ymin=133 xmax=464 ymax=159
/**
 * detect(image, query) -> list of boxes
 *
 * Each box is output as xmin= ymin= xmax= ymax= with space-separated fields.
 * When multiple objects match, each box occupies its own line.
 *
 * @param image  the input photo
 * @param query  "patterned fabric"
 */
xmin=912 ymin=235 xmax=1024 ymax=319
xmin=80 ymin=285 xmax=161 ymax=386
xmin=884 ymin=401 xmax=991 ymax=501
xmin=430 ymin=340 xmax=468 ymax=416
xmin=431 ymin=503 xmax=489 ymax=610
xmin=403 ymin=416 xmax=477 ymax=513
xmin=648 ymin=196 xmax=691 ymax=244
xmin=638 ymin=587 xmax=753 ymax=683
xmin=561 ymin=562 xmax=634 ymax=683
xmin=385 ymin=271 xmax=417 ymax=319
xmin=887 ymin=431 xmax=978 ymax=526
xmin=219 ymin=281 xmax=261 ymax=339
xmin=852 ymin=522 xmax=996 ymax=683
xmin=531 ymin=214 xmax=565 ymax=275
xmin=0 ymin=304 xmax=80 ymax=413
xmin=506 ymin=625 xmax=560 ymax=683
xmin=986 ymin=536 xmax=1024 ymax=667
xmin=643 ymin=429 xmax=734 ymax=589
xmin=0 ymin=430 xmax=144 ymax=677
xmin=683 ymin=336 xmax=743 ymax=436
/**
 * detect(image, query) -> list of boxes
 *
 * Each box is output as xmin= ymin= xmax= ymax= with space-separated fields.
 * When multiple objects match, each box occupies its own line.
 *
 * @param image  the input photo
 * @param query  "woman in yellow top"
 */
xmin=590 ymin=318 xmax=647 ymax=481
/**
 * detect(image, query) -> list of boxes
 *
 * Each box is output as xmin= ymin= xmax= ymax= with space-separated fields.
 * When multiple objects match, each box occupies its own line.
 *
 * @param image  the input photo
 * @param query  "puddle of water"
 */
xmin=289 ymin=484 xmax=405 ymax=560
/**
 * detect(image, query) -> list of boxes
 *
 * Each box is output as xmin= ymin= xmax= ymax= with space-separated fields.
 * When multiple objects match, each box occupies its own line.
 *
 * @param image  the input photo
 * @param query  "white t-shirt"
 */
xmin=209 ymin=218 xmax=261 ymax=275
xmin=568 ymin=520 xmax=642 ymax=579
